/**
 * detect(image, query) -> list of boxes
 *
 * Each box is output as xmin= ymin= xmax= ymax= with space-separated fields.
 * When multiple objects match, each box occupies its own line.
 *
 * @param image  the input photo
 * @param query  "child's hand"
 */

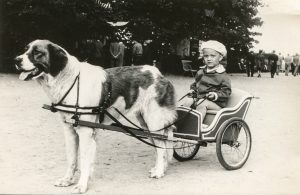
xmin=187 ymin=90 xmax=197 ymax=98
xmin=206 ymin=92 xmax=216 ymax=101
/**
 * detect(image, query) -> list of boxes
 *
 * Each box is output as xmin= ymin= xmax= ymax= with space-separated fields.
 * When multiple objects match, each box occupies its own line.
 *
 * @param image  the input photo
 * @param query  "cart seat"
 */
xmin=206 ymin=88 xmax=251 ymax=114
xmin=203 ymin=88 xmax=252 ymax=132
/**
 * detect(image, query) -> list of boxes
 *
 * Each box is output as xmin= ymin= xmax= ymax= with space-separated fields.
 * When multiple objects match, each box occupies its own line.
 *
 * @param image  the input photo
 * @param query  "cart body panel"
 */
xmin=174 ymin=107 xmax=202 ymax=141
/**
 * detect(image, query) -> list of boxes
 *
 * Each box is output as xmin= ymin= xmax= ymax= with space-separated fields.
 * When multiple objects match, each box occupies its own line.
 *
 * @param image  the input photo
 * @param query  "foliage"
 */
xmin=110 ymin=0 xmax=263 ymax=72
xmin=2 ymin=0 xmax=113 ymax=49
xmin=0 ymin=0 xmax=263 ymax=72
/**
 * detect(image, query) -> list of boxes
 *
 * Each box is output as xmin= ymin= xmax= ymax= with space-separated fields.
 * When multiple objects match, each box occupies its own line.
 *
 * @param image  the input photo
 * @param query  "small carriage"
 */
xmin=63 ymin=88 xmax=253 ymax=170
xmin=174 ymin=88 xmax=252 ymax=170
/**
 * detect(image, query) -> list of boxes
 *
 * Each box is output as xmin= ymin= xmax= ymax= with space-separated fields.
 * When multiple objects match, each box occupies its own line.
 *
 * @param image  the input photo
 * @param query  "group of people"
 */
xmin=282 ymin=53 xmax=300 ymax=76
xmin=78 ymin=36 xmax=157 ymax=68
xmin=239 ymin=50 xmax=300 ymax=78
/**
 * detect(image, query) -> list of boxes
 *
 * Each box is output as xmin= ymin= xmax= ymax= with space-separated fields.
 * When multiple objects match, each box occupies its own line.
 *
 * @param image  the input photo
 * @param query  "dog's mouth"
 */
xmin=19 ymin=66 xmax=43 ymax=81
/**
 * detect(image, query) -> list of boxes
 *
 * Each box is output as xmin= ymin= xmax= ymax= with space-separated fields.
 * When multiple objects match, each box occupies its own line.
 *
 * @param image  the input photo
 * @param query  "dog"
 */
xmin=15 ymin=40 xmax=177 ymax=193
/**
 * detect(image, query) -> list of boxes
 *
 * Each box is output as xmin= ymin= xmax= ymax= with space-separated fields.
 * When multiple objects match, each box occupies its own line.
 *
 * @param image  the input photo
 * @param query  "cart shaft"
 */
xmin=65 ymin=119 xmax=199 ymax=144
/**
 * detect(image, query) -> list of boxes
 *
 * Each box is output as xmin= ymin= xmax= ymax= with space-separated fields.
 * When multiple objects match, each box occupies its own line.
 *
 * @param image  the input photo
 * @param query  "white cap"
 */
xmin=201 ymin=40 xmax=227 ymax=57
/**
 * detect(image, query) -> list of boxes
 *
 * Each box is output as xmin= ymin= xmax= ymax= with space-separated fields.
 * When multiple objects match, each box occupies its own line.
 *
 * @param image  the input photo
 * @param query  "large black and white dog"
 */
xmin=15 ymin=40 xmax=177 ymax=193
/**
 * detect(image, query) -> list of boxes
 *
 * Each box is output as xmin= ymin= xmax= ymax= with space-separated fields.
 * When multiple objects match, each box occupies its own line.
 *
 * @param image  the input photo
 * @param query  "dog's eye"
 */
xmin=33 ymin=50 xmax=44 ymax=57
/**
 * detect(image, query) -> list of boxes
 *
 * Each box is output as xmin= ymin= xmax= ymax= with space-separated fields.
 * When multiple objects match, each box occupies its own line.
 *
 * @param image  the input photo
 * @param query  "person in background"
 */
xmin=182 ymin=40 xmax=231 ymax=127
xmin=281 ymin=57 xmax=285 ymax=73
xmin=93 ymin=38 xmax=106 ymax=66
xmin=118 ymin=41 xmax=125 ymax=67
xmin=131 ymin=40 xmax=143 ymax=65
xmin=238 ymin=58 xmax=246 ymax=72
xmin=276 ymin=52 xmax=284 ymax=75
xmin=189 ymin=51 xmax=200 ymax=70
xmin=293 ymin=53 xmax=300 ymax=76
xmin=263 ymin=54 xmax=269 ymax=72
xmin=246 ymin=51 xmax=255 ymax=77
xmin=268 ymin=50 xmax=278 ymax=78
xmin=142 ymin=40 xmax=155 ymax=65
xmin=284 ymin=53 xmax=293 ymax=76
xmin=193 ymin=50 xmax=205 ymax=69
xmin=109 ymin=36 xmax=121 ymax=67
xmin=102 ymin=36 xmax=111 ymax=68
xmin=256 ymin=50 xmax=264 ymax=78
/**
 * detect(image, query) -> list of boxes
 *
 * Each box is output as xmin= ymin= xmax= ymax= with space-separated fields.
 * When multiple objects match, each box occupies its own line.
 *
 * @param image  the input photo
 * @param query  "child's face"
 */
xmin=203 ymin=48 xmax=223 ymax=69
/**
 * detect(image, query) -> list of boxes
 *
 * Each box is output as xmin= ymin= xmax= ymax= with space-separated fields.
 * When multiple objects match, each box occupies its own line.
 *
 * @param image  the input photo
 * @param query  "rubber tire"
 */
xmin=173 ymin=142 xmax=200 ymax=162
xmin=216 ymin=118 xmax=252 ymax=170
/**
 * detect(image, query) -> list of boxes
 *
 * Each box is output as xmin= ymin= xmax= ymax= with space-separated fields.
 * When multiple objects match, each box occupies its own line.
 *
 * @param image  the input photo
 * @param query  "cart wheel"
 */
xmin=216 ymin=118 xmax=252 ymax=170
xmin=173 ymin=142 xmax=200 ymax=161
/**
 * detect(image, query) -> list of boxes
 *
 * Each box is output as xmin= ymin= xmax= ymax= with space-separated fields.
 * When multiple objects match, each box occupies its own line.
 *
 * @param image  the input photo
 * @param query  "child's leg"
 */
xmin=180 ymin=97 xmax=195 ymax=108
xmin=196 ymin=99 xmax=221 ymax=123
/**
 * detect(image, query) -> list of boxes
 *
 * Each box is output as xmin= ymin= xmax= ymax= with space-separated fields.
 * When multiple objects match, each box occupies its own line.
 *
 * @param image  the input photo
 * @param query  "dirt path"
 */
xmin=0 ymin=73 xmax=299 ymax=194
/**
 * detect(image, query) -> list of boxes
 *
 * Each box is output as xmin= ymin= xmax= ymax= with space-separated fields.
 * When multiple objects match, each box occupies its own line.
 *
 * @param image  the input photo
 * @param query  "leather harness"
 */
xmin=43 ymin=73 xmax=112 ymax=127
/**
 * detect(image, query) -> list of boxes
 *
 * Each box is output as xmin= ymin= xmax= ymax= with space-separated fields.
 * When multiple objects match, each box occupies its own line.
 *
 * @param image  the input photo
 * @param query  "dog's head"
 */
xmin=15 ymin=40 xmax=68 ymax=81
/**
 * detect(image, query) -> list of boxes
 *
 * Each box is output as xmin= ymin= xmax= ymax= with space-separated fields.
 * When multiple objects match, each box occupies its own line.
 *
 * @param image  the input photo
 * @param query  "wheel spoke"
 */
xmin=173 ymin=141 xmax=200 ymax=161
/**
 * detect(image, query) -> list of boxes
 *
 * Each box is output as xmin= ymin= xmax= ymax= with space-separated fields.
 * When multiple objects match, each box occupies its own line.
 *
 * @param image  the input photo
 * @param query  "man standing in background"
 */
xmin=117 ymin=41 xmax=125 ymax=67
xmin=293 ymin=53 xmax=300 ymax=76
xmin=246 ymin=51 xmax=255 ymax=77
xmin=276 ymin=52 xmax=284 ymax=75
xmin=284 ymin=54 xmax=293 ymax=76
xmin=131 ymin=40 xmax=143 ymax=65
xmin=268 ymin=50 xmax=278 ymax=78
xmin=256 ymin=50 xmax=264 ymax=78
xmin=109 ymin=37 xmax=121 ymax=67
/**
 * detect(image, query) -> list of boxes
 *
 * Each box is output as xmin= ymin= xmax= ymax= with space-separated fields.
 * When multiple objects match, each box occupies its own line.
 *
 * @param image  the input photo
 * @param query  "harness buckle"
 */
xmin=50 ymin=104 xmax=58 ymax=112
xmin=71 ymin=114 xmax=79 ymax=127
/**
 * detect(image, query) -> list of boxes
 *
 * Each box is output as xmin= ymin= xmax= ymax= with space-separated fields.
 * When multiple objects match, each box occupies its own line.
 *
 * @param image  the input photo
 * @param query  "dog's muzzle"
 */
xmin=14 ymin=56 xmax=23 ymax=71
xmin=15 ymin=57 xmax=43 ymax=81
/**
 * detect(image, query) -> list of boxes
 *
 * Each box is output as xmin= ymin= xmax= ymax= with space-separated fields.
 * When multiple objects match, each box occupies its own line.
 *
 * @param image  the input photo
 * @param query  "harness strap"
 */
xmin=98 ymin=81 xmax=112 ymax=123
xmin=46 ymin=73 xmax=112 ymax=127
xmin=56 ymin=74 xmax=80 ymax=106
xmin=103 ymin=110 xmax=168 ymax=149
xmin=113 ymin=106 xmax=195 ymax=132
xmin=70 ymin=73 xmax=81 ymax=126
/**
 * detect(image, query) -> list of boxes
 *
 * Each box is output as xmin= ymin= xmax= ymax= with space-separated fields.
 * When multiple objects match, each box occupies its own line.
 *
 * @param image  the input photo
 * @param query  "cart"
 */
xmin=64 ymin=88 xmax=253 ymax=170
xmin=174 ymin=88 xmax=252 ymax=170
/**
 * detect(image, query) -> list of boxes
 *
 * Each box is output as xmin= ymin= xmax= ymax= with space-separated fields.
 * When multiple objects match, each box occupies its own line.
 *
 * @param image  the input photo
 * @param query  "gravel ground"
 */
xmin=0 ymin=72 xmax=299 ymax=195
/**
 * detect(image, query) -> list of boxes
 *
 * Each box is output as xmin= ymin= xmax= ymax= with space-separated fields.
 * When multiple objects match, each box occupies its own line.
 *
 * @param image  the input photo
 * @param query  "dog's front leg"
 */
xmin=54 ymin=125 xmax=79 ymax=187
xmin=149 ymin=139 xmax=166 ymax=178
xmin=71 ymin=127 xmax=96 ymax=194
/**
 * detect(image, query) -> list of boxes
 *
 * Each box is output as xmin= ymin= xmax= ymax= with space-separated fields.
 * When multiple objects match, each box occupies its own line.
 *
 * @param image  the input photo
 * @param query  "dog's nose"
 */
xmin=14 ymin=56 xmax=22 ymax=66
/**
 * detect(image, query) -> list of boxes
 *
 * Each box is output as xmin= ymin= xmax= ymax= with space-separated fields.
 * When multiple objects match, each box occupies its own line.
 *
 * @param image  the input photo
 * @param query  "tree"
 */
xmin=0 ymin=0 xmax=114 ymax=71
xmin=0 ymin=0 xmax=263 ymax=72
xmin=110 ymin=0 xmax=263 ymax=72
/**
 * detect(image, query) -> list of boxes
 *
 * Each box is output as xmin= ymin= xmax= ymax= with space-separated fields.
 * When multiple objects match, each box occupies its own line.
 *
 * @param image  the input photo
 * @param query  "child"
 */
xmin=185 ymin=40 xmax=231 ymax=125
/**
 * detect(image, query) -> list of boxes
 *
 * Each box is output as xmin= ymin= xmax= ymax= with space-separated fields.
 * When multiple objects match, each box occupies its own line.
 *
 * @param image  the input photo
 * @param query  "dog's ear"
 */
xmin=48 ymin=43 xmax=68 ymax=77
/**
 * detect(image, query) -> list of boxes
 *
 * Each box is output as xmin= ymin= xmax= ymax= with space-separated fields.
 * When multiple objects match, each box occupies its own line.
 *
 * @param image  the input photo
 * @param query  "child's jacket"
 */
xmin=190 ymin=65 xmax=231 ymax=107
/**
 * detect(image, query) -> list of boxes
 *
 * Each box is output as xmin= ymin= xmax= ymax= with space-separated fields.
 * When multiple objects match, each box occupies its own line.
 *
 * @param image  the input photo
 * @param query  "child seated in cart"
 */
xmin=183 ymin=40 xmax=231 ymax=126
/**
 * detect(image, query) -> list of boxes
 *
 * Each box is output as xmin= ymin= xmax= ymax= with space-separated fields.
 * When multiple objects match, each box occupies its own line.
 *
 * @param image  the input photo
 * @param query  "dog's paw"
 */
xmin=54 ymin=177 xmax=75 ymax=187
xmin=149 ymin=167 xmax=156 ymax=174
xmin=149 ymin=167 xmax=165 ymax=179
xmin=71 ymin=184 xmax=88 ymax=194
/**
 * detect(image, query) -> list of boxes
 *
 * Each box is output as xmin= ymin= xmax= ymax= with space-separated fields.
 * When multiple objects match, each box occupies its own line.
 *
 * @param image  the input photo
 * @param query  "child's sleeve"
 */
xmin=213 ymin=75 xmax=231 ymax=102
xmin=190 ymin=69 xmax=203 ymax=90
